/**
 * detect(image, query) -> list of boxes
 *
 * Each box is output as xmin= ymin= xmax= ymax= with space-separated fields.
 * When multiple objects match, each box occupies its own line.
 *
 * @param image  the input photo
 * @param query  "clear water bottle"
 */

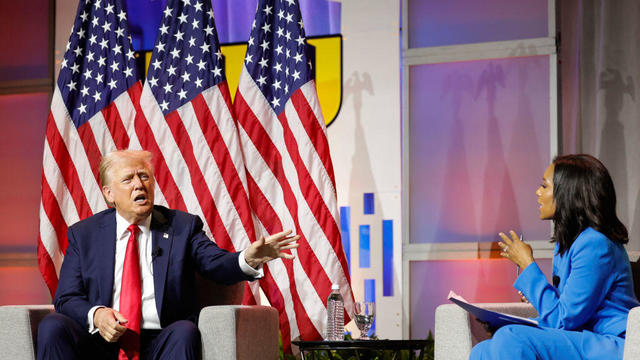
xmin=325 ymin=283 xmax=344 ymax=341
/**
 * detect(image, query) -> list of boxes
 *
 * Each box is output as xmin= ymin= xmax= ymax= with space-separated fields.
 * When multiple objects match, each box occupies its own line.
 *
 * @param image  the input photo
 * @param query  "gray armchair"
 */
xmin=434 ymin=302 xmax=640 ymax=360
xmin=0 ymin=279 xmax=279 ymax=360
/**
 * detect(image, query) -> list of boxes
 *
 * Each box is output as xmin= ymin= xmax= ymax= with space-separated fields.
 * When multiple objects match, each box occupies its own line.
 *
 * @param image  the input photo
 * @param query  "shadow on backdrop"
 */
xmin=598 ymin=67 xmax=634 ymax=239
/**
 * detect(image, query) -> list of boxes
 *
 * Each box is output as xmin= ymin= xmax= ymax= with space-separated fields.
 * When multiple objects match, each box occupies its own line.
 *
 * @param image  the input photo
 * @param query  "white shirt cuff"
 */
xmin=239 ymin=249 xmax=264 ymax=279
xmin=87 ymin=305 xmax=104 ymax=334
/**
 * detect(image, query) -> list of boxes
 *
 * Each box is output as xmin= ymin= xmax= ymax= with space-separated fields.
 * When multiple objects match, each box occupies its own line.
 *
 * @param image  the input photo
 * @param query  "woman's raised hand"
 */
xmin=498 ymin=230 xmax=534 ymax=270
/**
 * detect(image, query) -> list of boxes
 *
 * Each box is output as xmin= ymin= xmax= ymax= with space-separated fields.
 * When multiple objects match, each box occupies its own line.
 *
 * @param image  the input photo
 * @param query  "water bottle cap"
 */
xmin=331 ymin=283 xmax=339 ymax=290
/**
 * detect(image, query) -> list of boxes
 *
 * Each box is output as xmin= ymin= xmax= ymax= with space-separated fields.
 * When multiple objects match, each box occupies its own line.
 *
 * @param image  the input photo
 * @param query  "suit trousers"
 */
xmin=469 ymin=324 xmax=625 ymax=360
xmin=37 ymin=312 xmax=201 ymax=360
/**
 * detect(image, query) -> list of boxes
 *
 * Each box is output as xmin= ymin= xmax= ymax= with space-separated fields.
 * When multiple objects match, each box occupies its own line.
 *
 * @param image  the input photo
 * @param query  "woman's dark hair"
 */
xmin=551 ymin=154 xmax=628 ymax=254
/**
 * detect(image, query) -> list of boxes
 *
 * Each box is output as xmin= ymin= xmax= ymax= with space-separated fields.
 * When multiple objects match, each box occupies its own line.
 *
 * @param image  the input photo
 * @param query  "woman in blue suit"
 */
xmin=470 ymin=154 xmax=640 ymax=360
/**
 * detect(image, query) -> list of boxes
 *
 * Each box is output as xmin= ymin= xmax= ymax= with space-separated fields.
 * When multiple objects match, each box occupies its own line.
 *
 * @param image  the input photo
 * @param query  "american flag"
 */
xmin=38 ymin=0 xmax=142 ymax=294
xmin=234 ymin=0 xmax=354 ymax=351
xmin=135 ymin=0 xmax=257 ymax=270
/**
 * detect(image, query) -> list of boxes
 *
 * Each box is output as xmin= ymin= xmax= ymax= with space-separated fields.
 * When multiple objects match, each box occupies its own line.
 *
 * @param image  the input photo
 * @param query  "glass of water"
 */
xmin=354 ymin=301 xmax=375 ymax=339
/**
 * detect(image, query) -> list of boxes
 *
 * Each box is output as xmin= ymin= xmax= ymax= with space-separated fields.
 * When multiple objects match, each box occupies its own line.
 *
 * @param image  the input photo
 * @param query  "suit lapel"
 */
xmin=98 ymin=211 xmax=117 ymax=306
xmin=150 ymin=208 xmax=173 ymax=319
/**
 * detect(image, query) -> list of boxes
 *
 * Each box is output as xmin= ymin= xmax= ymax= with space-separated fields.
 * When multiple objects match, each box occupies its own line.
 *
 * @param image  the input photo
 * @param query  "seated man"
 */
xmin=37 ymin=150 xmax=298 ymax=360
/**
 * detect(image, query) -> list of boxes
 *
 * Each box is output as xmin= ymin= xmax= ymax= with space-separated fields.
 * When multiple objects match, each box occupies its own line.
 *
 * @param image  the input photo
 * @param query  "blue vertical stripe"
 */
xmin=382 ymin=220 xmax=394 ymax=296
xmin=363 ymin=193 xmax=374 ymax=214
xmin=364 ymin=279 xmax=376 ymax=336
xmin=359 ymin=225 xmax=370 ymax=268
xmin=339 ymin=206 xmax=351 ymax=271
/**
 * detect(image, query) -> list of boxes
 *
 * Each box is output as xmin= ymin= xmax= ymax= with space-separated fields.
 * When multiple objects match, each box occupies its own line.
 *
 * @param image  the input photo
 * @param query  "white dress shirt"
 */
xmin=87 ymin=211 xmax=262 ymax=332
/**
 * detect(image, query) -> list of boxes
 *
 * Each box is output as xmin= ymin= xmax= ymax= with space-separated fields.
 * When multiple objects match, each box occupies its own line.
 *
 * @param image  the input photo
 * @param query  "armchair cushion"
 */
xmin=0 ymin=305 xmax=55 ymax=360
xmin=194 ymin=274 xmax=280 ymax=360
xmin=199 ymin=305 xmax=279 ymax=360
xmin=623 ymin=306 xmax=640 ymax=360
xmin=434 ymin=303 xmax=537 ymax=360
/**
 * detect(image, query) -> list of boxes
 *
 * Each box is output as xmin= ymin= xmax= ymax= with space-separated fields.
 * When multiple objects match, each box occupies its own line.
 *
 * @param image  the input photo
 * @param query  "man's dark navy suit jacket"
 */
xmin=54 ymin=205 xmax=252 ymax=329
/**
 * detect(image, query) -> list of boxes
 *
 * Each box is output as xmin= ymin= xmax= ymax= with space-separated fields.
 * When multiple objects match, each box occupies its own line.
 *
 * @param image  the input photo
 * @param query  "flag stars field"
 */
xmin=243 ymin=0 xmax=311 ymax=114
xmin=144 ymin=0 xmax=226 ymax=114
xmin=58 ymin=0 xmax=138 ymax=122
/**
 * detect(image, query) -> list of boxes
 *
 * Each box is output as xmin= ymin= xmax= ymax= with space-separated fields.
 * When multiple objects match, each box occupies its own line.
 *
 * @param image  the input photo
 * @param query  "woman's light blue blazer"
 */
xmin=514 ymin=227 xmax=640 ymax=357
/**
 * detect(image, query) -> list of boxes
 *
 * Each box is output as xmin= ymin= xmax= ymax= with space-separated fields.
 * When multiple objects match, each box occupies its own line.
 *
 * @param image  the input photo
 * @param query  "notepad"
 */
xmin=448 ymin=290 xmax=538 ymax=328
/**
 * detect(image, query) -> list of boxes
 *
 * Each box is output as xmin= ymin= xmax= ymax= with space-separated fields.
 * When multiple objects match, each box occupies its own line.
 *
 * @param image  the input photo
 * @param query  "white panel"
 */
xmin=330 ymin=0 xmax=403 ymax=339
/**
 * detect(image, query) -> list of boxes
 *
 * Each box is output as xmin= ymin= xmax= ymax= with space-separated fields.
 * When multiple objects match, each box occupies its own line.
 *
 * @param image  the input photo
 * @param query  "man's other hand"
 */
xmin=244 ymin=230 xmax=300 ymax=269
xmin=94 ymin=307 xmax=129 ymax=342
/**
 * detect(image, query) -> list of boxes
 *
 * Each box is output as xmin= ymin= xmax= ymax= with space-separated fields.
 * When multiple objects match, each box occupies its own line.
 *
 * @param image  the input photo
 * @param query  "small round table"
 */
xmin=292 ymin=339 xmax=431 ymax=360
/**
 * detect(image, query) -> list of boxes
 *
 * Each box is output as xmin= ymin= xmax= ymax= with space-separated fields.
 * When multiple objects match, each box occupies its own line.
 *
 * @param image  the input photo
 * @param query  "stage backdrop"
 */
xmin=11 ymin=0 xmax=640 ymax=345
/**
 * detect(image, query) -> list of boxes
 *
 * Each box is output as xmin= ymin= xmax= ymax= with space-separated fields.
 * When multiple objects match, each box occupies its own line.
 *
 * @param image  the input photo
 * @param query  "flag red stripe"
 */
xmin=246 ymin=175 xmax=281 ymax=230
xmin=242 ymin=171 xmax=321 ymax=341
xmin=191 ymin=94 xmax=256 ymax=243
xmin=279 ymin=107 xmax=349 ymax=275
xmin=46 ymin=112 xmax=93 ymax=220
xmin=102 ymin=101 xmax=130 ymax=150
xmin=290 ymin=90 xmax=349 ymax=280
xmin=236 ymin=91 xmax=307 ymax=344
xmin=37 ymin=237 xmax=58 ymax=298
xmin=242 ymin=282 xmax=258 ymax=305
xmin=234 ymin=92 xmax=286 ymax=179
xmin=260 ymin=269 xmax=293 ymax=353
xmin=244 ymin=176 xmax=298 ymax=349
xmin=164 ymin=110 xmax=232 ymax=248
xmin=290 ymin=91 xmax=336 ymax=188
xmin=76 ymin=122 xmax=102 ymax=185
xmin=236 ymin=92 xmax=325 ymax=340
xmin=244 ymin=175 xmax=301 ymax=347
xmin=127 ymin=82 xmax=142 ymax=108
xmin=281 ymin=252 xmax=322 ymax=341
xmin=39 ymin=171 xmax=67 ymax=296
xmin=218 ymin=81 xmax=234 ymax=115
xmin=237 ymin=95 xmax=336 ymax=322
xmin=234 ymin=96 xmax=303 ymax=244
xmin=131 ymin=85 xmax=188 ymax=212
xmin=41 ymin=173 xmax=69 ymax=252
xmin=275 ymin=110 xmax=336 ymax=301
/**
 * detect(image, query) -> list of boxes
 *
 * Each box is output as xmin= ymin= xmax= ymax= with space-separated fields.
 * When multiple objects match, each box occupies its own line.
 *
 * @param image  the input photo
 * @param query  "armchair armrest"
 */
xmin=435 ymin=303 xmax=472 ymax=360
xmin=198 ymin=305 xmax=279 ymax=360
xmin=435 ymin=303 xmax=537 ymax=360
xmin=624 ymin=306 xmax=640 ymax=360
xmin=0 ymin=305 xmax=54 ymax=360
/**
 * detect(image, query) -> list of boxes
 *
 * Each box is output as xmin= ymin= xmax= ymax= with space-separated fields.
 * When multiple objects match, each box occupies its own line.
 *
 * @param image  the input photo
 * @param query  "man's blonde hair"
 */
xmin=98 ymin=150 xmax=154 ymax=187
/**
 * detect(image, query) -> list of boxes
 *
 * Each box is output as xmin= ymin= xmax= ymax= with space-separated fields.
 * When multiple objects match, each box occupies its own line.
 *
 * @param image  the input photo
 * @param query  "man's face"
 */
xmin=101 ymin=155 xmax=155 ymax=224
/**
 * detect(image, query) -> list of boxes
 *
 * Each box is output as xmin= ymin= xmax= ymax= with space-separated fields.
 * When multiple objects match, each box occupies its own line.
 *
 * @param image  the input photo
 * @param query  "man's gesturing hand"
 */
xmin=94 ymin=307 xmax=129 ymax=342
xmin=244 ymin=230 xmax=300 ymax=269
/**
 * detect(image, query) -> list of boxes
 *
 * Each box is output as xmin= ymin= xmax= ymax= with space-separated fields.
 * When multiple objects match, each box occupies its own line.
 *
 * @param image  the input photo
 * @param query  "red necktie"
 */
xmin=119 ymin=224 xmax=141 ymax=360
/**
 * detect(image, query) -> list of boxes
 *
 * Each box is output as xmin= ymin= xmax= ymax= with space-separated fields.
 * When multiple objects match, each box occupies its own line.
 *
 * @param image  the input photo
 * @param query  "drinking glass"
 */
xmin=353 ymin=301 xmax=375 ymax=339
